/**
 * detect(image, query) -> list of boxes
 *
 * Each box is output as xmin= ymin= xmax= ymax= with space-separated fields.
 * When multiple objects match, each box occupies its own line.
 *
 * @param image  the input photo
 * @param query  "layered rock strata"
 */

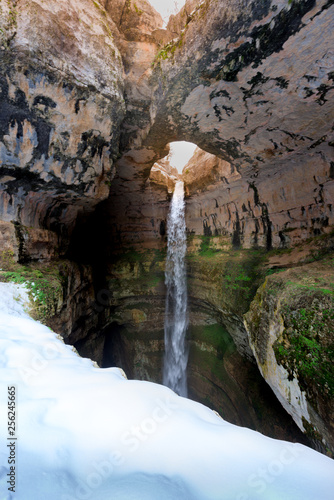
xmin=99 ymin=244 xmax=311 ymax=445
xmin=244 ymin=254 xmax=334 ymax=454
xmin=183 ymin=147 xmax=334 ymax=249
xmin=146 ymin=0 xmax=334 ymax=250
xmin=0 ymin=0 xmax=125 ymax=255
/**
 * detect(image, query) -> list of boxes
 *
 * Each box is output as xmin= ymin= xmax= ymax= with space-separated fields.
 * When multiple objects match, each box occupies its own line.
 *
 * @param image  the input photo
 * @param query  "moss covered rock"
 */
xmin=244 ymin=256 xmax=334 ymax=455
xmin=187 ymin=236 xmax=267 ymax=357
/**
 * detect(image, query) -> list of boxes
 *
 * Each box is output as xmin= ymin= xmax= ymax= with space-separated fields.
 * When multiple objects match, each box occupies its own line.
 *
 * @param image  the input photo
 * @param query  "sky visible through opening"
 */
xmin=148 ymin=0 xmax=186 ymax=25
xmin=168 ymin=141 xmax=197 ymax=173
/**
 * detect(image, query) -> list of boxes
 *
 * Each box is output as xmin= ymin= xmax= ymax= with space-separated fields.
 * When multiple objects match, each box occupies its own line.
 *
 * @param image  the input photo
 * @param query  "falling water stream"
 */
xmin=163 ymin=181 xmax=188 ymax=397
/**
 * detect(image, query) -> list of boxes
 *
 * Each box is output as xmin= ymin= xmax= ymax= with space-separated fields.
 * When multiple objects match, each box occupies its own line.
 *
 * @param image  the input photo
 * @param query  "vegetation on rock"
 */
xmin=245 ymin=253 xmax=334 ymax=453
xmin=187 ymin=236 xmax=267 ymax=315
xmin=273 ymin=277 xmax=334 ymax=401
xmin=0 ymin=250 xmax=65 ymax=322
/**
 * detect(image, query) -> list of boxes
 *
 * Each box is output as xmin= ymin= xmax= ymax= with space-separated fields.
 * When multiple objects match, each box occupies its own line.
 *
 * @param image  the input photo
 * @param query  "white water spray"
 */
xmin=163 ymin=181 xmax=188 ymax=397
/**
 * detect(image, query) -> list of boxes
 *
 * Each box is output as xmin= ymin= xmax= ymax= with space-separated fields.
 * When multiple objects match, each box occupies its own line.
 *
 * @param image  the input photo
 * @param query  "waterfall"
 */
xmin=163 ymin=181 xmax=188 ymax=397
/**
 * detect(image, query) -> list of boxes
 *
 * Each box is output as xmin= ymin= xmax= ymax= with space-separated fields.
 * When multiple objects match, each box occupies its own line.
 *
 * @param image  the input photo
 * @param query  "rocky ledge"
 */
xmin=245 ymin=253 xmax=334 ymax=454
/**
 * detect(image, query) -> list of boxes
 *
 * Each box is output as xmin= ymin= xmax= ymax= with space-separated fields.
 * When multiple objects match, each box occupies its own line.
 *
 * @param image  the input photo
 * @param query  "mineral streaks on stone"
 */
xmin=244 ymin=260 xmax=334 ymax=453
xmin=183 ymin=147 xmax=334 ymax=248
xmin=150 ymin=0 xmax=334 ymax=168
xmin=0 ymin=0 xmax=125 ymax=246
xmin=1 ymin=0 xmax=334 ymax=457
xmin=15 ymin=0 xmax=124 ymax=96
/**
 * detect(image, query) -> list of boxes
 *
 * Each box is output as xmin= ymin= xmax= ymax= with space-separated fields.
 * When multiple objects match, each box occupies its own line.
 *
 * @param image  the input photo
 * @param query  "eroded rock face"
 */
xmin=186 ymin=313 xmax=310 ymax=444
xmin=3 ymin=0 xmax=333 ymax=256
xmin=102 ymin=1 xmax=164 ymax=153
xmin=147 ymin=0 xmax=334 ymax=247
xmin=150 ymin=0 xmax=334 ymax=159
xmin=182 ymin=147 xmax=233 ymax=195
xmin=183 ymin=146 xmax=334 ymax=248
xmin=0 ymin=0 xmax=125 ymax=254
xmin=244 ymin=256 xmax=334 ymax=454
xmin=98 ymin=246 xmax=310 ymax=445
xmin=104 ymin=147 xmax=171 ymax=252
xmin=104 ymin=0 xmax=163 ymax=41
xmin=1 ymin=0 xmax=334 ymax=454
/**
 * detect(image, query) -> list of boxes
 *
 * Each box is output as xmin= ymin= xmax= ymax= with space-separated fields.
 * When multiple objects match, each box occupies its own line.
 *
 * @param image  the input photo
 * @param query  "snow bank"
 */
xmin=0 ymin=282 xmax=31 ymax=318
xmin=0 ymin=282 xmax=333 ymax=500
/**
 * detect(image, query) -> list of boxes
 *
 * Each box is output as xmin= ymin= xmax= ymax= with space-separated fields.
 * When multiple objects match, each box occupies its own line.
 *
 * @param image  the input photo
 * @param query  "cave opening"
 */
xmin=1 ymin=0 xmax=333 ymax=490
xmin=62 ymin=139 xmax=312 ymax=448
xmin=148 ymin=140 xmax=198 ymax=187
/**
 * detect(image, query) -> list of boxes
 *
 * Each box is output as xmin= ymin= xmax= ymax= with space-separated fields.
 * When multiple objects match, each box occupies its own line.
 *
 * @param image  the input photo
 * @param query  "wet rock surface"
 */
xmin=245 ymin=255 xmax=334 ymax=454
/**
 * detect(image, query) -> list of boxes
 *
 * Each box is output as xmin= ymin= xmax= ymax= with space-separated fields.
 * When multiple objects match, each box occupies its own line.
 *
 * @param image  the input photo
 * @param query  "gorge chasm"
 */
xmin=0 ymin=0 xmax=333 ymax=455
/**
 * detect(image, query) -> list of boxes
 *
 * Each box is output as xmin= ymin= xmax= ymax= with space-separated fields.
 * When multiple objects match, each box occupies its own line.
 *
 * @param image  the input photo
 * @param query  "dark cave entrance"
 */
xmin=64 ymin=140 xmax=312 ymax=451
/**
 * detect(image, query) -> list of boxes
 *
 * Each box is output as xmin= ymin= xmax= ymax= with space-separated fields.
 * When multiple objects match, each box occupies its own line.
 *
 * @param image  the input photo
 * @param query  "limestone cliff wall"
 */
xmin=98 ymin=245 xmax=310 ymax=446
xmin=147 ymin=0 xmax=334 ymax=249
xmin=0 ymin=0 xmax=333 ymax=453
xmin=2 ymin=0 xmax=333 ymax=257
xmin=150 ymin=0 xmax=334 ymax=163
xmin=244 ymin=256 xmax=334 ymax=454
xmin=0 ymin=0 xmax=125 ymax=256
xmin=183 ymin=146 xmax=334 ymax=248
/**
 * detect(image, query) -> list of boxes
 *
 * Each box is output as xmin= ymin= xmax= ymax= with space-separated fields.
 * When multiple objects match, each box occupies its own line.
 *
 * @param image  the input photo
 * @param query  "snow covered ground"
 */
xmin=0 ymin=282 xmax=333 ymax=500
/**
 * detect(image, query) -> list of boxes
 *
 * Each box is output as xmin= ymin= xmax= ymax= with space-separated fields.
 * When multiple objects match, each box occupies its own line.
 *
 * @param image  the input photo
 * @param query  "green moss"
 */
xmin=133 ymin=2 xmax=143 ymax=15
xmin=108 ymin=247 xmax=166 ymax=296
xmin=267 ymin=247 xmax=293 ymax=256
xmin=0 ymin=0 xmax=18 ymax=48
xmin=187 ymin=246 xmax=268 ymax=314
xmin=189 ymin=323 xmax=233 ymax=351
xmin=123 ymin=0 xmax=143 ymax=15
xmin=198 ymin=236 xmax=220 ymax=257
xmin=197 ymin=0 xmax=212 ymax=20
xmin=0 ymin=257 xmax=64 ymax=322
xmin=117 ymin=248 xmax=146 ymax=263
xmin=116 ymin=247 xmax=166 ymax=265
xmin=153 ymin=33 xmax=185 ymax=64
xmin=0 ymin=249 xmax=16 ymax=269
xmin=187 ymin=322 xmax=250 ymax=422
xmin=265 ymin=268 xmax=285 ymax=276
xmin=188 ymin=323 xmax=234 ymax=381
xmin=220 ymin=249 xmax=267 ymax=313
xmin=140 ymin=273 xmax=162 ymax=288
xmin=92 ymin=0 xmax=107 ymax=16
xmin=102 ymin=21 xmax=113 ymax=39
xmin=151 ymin=248 xmax=167 ymax=262
xmin=306 ymin=245 xmax=334 ymax=263
xmin=274 ymin=305 xmax=334 ymax=398
xmin=155 ymin=44 xmax=174 ymax=62
xmin=302 ymin=417 xmax=323 ymax=443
